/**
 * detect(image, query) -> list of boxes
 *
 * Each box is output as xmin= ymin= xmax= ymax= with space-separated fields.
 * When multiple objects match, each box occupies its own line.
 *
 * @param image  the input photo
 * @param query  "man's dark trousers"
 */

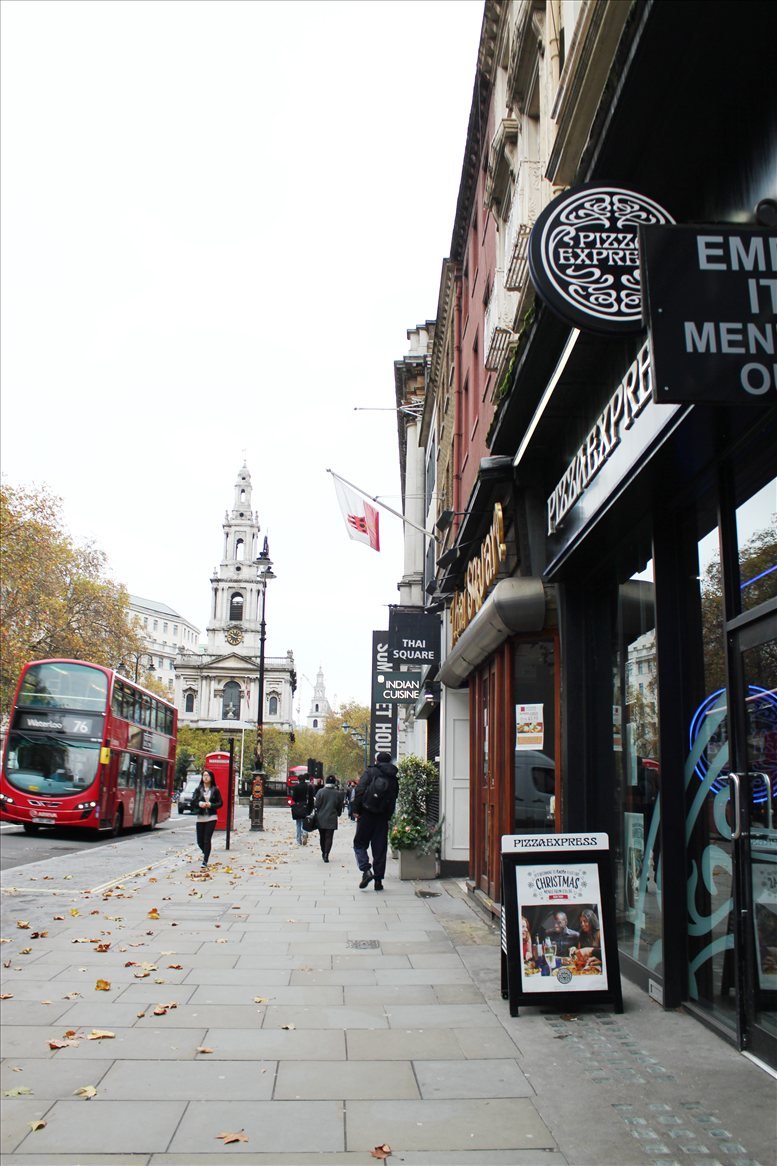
xmin=353 ymin=811 xmax=389 ymax=879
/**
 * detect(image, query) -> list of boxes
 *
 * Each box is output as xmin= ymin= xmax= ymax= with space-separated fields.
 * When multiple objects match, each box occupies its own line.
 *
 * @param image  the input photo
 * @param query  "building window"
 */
xmin=269 ymin=696 xmax=278 ymax=716
xmin=235 ymin=537 xmax=245 ymax=561
xmin=185 ymin=692 xmax=195 ymax=713
xmin=173 ymin=624 xmax=178 ymax=637
xmin=153 ymin=620 xmax=158 ymax=631
xmin=222 ymin=681 xmax=241 ymax=721
xmin=229 ymin=593 xmax=244 ymax=622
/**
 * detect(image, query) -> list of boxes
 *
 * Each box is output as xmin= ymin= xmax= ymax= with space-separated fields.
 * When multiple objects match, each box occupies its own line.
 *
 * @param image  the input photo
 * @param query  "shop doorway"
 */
xmin=686 ymin=608 xmax=776 ymax=1070
xmin=729 ymin=611 xmax=777 ymax=1068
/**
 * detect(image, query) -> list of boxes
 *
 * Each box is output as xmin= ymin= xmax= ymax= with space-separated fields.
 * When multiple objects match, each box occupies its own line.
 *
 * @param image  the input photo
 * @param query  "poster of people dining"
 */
xmin=516 ymin=861 xmax=608 ymax=993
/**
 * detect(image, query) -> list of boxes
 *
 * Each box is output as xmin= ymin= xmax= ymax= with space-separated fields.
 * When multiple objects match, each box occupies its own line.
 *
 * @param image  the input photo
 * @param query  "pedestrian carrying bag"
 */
xmin=303 ymin=810 xmax=318 ymax=832
xmin=362 ymin=768 xmax=393 ymax=814
xmin=290 ymin=803 xmax=308 ymax=820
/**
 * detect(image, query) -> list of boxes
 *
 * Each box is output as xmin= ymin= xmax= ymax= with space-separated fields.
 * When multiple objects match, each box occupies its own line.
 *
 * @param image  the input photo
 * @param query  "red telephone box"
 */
xmin=204 ymin=751 xmax=233 ymax=832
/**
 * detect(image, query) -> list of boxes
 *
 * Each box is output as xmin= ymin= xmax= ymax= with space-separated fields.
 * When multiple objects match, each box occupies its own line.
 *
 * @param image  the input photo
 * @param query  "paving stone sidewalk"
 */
xmin=1 ymin=807 xmax=774 ymax=1165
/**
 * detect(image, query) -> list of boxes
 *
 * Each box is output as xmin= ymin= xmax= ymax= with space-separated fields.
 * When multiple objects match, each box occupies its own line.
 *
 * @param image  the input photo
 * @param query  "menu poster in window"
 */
xmin=500 ymin=833 xmax=622 ymax=1016
xmin=516 ymin=704 xmax=544 ymax=750
xmin=752 ymin=864 xmax=777 ymax=990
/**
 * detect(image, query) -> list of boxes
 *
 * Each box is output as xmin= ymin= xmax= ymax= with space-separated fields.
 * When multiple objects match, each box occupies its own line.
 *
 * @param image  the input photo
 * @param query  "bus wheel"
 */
xmin=23 ymin=823 xmax=40 ymax=834
xmin=149 ymin=806 xmax=158 ymax=830
xmin=110 ymin=807 xmax=123 ymax=837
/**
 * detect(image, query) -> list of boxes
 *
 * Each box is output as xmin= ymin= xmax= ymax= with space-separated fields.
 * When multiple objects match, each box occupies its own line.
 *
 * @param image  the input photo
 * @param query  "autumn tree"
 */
xmin=1 ymin=483 xmax=144 ymax=719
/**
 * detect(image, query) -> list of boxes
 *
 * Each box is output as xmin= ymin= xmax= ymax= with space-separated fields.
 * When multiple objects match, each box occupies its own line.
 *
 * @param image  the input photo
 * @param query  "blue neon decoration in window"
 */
xmin=689 ymin=685 xmax=775 ymax=804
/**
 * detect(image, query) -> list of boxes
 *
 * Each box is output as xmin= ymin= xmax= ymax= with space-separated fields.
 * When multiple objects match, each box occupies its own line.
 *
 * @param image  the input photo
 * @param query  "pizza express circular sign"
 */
xmin=528 ymin=183 xmax=674 ymax=334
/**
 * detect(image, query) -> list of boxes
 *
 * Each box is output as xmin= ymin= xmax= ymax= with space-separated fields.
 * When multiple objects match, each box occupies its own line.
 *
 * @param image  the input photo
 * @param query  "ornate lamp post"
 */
xmin=250 ymin=539 xmax=275 ymax=829
xmin=342 ymin=721 xmax=370 ymax=769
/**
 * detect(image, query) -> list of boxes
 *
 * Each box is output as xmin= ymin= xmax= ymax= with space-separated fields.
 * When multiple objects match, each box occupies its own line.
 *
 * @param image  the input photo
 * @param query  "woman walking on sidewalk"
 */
xmin=194 ymin=770 xmax=222 ymax=869
xmin=314 ymin=775 xmax=344 ymax=862
xmin=289 ymin=775 xmax=314 ymax=845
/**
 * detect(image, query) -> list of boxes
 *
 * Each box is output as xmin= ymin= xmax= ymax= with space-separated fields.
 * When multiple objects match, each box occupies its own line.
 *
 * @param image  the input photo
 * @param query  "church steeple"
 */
xmin=206 ymin=462 xmax=263 ymax=653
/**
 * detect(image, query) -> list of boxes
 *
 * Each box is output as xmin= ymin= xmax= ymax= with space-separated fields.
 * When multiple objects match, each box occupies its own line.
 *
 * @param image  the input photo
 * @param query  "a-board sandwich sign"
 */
xmin=500 ymin=833 xmax=623 ymax=1017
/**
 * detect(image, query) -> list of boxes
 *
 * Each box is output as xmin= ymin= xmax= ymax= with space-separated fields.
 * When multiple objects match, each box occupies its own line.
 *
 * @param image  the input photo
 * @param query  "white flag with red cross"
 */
xmin=332 ymin=474 xmax=380 ymax=551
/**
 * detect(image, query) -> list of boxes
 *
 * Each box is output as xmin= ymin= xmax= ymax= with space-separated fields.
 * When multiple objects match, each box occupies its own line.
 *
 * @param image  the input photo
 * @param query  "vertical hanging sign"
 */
xmin=370 ymin=631 xmax=397 ymax=761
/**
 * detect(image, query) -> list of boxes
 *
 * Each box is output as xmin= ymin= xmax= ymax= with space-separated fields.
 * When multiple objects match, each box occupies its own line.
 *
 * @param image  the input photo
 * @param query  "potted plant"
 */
xmin=389 ymin=755 xmax=442 ymax=880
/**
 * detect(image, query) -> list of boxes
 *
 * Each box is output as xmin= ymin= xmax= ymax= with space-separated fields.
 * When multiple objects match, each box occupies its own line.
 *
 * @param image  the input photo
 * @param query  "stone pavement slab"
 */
xmin=2 ymin=807 xmax=774 ymax=1166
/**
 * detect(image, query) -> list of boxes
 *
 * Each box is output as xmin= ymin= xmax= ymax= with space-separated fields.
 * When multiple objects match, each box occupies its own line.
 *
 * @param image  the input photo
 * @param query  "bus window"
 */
xmin=18 ymin=662 xmax=108 ymax=713
xmin=4 ymin=733 xmax=101 ymax=795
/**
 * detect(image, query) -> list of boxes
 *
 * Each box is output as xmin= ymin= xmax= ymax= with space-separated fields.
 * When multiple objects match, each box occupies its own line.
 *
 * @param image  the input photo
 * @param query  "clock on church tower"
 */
xmin=225 ymin=625 xmax=244 ymax=646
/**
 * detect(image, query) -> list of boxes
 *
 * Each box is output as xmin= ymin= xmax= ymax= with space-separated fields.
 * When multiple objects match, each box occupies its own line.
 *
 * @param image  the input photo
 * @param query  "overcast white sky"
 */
xmin=1 ymin=0 xmax=484 ymax=714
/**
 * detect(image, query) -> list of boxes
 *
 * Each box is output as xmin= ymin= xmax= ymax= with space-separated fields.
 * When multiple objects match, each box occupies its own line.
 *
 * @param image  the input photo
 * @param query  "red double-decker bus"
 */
xmin=0 ymin=659 xmax=178 ymax=836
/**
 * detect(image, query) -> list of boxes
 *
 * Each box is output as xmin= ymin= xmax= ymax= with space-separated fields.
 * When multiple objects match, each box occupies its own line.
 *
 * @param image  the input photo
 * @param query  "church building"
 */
xmin=174 ymin=463 xmax=296 ymax=739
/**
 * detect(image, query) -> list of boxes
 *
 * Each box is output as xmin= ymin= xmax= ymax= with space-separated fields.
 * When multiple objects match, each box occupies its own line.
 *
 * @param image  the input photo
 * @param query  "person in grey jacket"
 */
xmin=314 ymin=775 xmax=345 ymax=862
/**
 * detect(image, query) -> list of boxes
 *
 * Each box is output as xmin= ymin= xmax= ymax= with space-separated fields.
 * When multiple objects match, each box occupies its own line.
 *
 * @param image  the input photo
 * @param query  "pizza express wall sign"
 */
xmin=528 ymin=184 xmax=674 ymax=334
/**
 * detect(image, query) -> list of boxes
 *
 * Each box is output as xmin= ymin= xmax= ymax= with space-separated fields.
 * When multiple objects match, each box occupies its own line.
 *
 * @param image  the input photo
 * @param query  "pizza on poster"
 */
xmin=516 ymin=861 xmax=608 ymax=993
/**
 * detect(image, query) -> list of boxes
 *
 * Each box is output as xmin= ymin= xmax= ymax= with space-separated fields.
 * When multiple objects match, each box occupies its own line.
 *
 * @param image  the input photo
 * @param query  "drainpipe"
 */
xmin=452 ymin=264 xmax=463 ymax=536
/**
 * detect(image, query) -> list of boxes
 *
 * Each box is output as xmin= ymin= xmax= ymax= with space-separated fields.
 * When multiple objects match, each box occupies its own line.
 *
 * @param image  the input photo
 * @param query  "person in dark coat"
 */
xmin=352 ymin=752 xmax=399 ymax=891
xmin=290 ymin=776 xmax=314 ymax=846
xmin=193 ymin=770 xmax=223 ymax=870
xmin=314 ymin=775 xmax=344 ymax=862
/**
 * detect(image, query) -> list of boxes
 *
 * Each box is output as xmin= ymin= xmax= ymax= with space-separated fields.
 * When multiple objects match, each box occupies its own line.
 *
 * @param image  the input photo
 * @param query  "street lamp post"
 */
xmin=342 ymin=722 xmax=370 ymax=770
xmin=250 ymin=540 xmax=275 ymax=830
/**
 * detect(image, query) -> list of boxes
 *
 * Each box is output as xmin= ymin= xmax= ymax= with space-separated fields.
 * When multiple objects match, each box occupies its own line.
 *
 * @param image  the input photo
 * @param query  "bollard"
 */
xmin=249 ymin=773 xmax=265 ymax=831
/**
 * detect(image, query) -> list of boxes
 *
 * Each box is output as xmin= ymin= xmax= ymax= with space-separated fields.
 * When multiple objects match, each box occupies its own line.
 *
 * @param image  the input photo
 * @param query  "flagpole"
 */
xmin=327 ymin=468 xmax=441 ymax=543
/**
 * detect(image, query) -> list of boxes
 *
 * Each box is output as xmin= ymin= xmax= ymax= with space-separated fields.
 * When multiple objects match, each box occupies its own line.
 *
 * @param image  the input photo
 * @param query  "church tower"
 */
xmin=306 ymin=666 xmax=332 ymax=732
xmin=206 ymin=462 xmax=263 ymax=655
xmin=174 ymin=462 xmax=296 ymax=747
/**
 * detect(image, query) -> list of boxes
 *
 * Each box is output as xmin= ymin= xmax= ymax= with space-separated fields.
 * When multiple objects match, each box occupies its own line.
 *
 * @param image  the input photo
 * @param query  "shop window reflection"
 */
xmin=613 ymin=561 xmax=663 ymax=975
xmin=512 ymin=642 xmax=556 ymax=835
xmin=736 ymin=477 xmax=777 ymax=614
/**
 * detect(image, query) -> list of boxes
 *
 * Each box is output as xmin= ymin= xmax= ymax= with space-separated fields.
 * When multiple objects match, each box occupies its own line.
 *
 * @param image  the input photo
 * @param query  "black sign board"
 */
xmin=528 ymin=183 xmax=674 ymax=335
xmin=388 ymin=609 xmax=440 ymax=666
xmin=15 ymin=709 xmax=105 ymax=740
xmin=372 ymin=670 xmax=422 ymax=704
xmin=500 ymin=833 xmax=623 ymax=1017
xmin=370 ymin=631 xmax=397 ymax=761
xmin=641 ymin=224 xmax=777 ymax=403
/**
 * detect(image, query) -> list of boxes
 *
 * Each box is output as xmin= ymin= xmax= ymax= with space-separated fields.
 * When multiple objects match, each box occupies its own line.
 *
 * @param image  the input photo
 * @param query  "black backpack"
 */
xmin=361 ymin=767 xmax=393 ymax=815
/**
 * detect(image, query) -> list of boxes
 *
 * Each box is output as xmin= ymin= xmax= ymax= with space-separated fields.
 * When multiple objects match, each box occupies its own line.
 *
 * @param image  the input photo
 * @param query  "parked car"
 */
xmin=177 ymin=774 xmax=201 ymax=814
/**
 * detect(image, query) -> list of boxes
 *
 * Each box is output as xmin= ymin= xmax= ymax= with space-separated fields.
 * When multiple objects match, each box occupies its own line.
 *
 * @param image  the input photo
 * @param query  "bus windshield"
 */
xmin=18 ymin=662 xmax=108 ymax=713
xmin=4 ymin=732 xmax=102 ymax=796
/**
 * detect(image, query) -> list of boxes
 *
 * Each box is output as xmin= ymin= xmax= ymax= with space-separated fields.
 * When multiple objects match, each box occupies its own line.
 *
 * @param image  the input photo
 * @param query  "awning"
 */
xmin=437 ymin=577 xmax=546 ymax=689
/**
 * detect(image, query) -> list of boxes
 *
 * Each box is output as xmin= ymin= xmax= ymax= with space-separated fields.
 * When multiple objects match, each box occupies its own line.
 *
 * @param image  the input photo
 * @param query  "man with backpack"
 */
xmin=352 ymin=751 xmax=399 ymax=891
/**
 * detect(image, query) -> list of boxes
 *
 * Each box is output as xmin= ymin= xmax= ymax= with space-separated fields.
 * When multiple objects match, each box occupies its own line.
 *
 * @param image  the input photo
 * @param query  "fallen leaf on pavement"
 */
xmin=253 ymin=997 xmax=268 ymax=1004
xmin=167 ymin=963 xmax=183 ymax=970
xmin=281 ymin=1023 xmax=295 ymax=1030
xmin=95 ymin=943 xmax=111 ymax=953
xmin=73 ymin=1085 xmax=97 ymax=1100
xmin=95 ymin=979 xmax=111 ymax=992
xmin=52 ymin=915 xmax=65 ymax=920
xmin=16 ymin=921 xmax=30 ymax=929
xmin=30 ymin=930 xmax=48 ymax=939
xmin=215 ymin=1130 xmax=248 ymax=1144
xmin=4 ymin=1086 xmax=33 ymax=1096
xmin=69 ymin=908 xmax=79 ymax=916
xmin=371 ymin=1146 xmax=392 ymax=1160
xmin=29 ymin=1120 xmax=47 ymax=1131
xmin=147 ymin=908 xmax=160 ymax=919
xmin=0 ymin=993 xmax=13 ymax=999
xmin=63 ymin=992 xmax=81 ymax=1000
xmin=19 ymin=947 xmax=32 ymax=954
xmin=196 ymin=1046 xmax=214 ymax=1054
xmin=86 ymin=1030 xmax=115 ymax=1040
xmin=49 ymin=1039 xmax=79 ymax=1049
